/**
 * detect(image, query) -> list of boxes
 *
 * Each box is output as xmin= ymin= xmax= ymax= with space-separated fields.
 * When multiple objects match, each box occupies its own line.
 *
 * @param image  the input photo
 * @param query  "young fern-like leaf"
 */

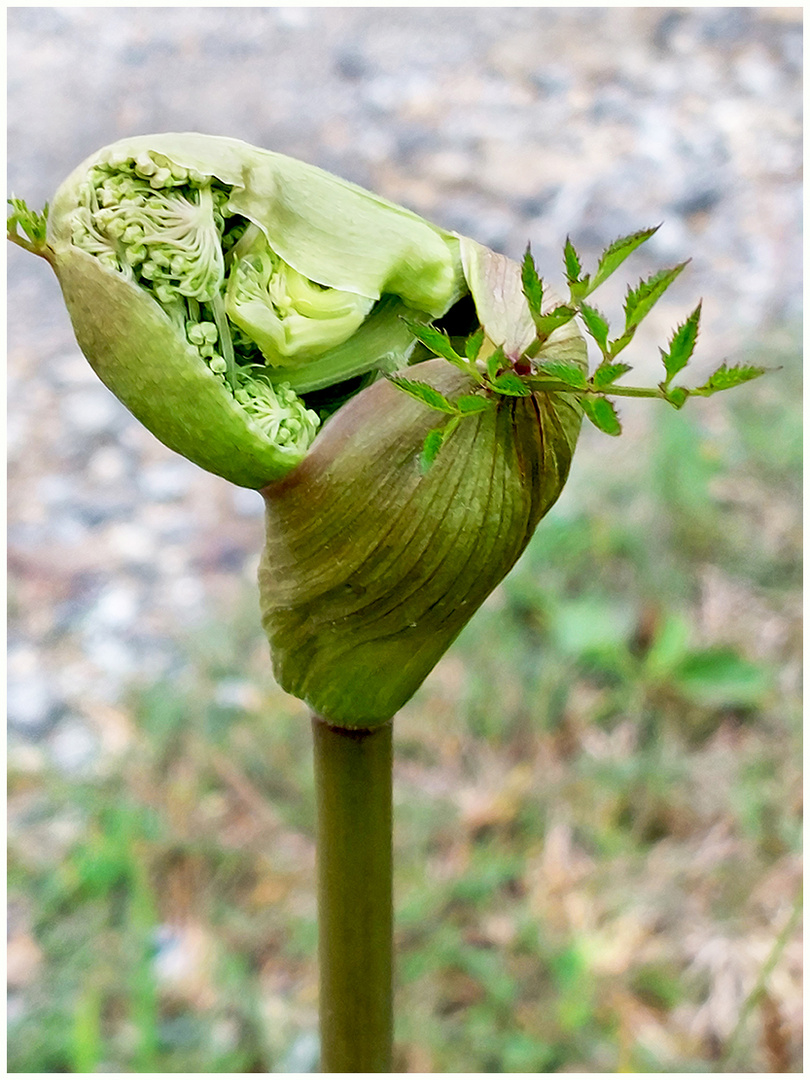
xmin=579 ymin=302 xmax=610 ymax=355
xmin=420 ymin=426 xmax=447 ymax=472
xmin=402 ymin=319 xmax=466 ymax=367
xmin=563 ymin=236 xmax=583 ymax=286
xmin=420 ymin=414 xmax=462 ymax=473
xmin=456 ymin=394 xmax=495 ymax=414
xmin=521 ymin=245 xmax=545 ymax=327
xmin=486 ymin=346 xmax=506 ymax=382
xmin=7 ymin=197 xmax=51 ymax=258
xmin=589 ymin=225 xmax=660 ymax=294
xmin=664 ymin=386 xmax=690 ymax=409
xmin=388 ymin=376 xmax=458 ymax=415
xmin=580 ymin=395 xmax=622 ymax=436
xmin=624 ymin=262 xmax=688 ymax=331
xmin=691 ymin=363 xmax=769 ymax=397
xmin=592 ymin=362 xmax=632 ymax=390
xmin=531 ymin=304 xmax=578 ymax=344
xmin=464 ymin=325 xmax=485 ymax=362
xmin=534 ymin=360 xmax=588 ymax=390
xmin=489 ymin=371 xmax=532 ymax=397
xmin=660 ymin=302 xmax=702 ymax=386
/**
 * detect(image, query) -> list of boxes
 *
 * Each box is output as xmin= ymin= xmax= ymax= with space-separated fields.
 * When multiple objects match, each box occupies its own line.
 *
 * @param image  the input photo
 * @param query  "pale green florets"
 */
xmin=234 ymin=373 xmax=321 ymax=451
xmin=226 ymin=234 xmax=374 ymax=366
xmin=72 ymin=159 xmax=226 ymax=304
xmin=68 ymin=149 xmax=324 ymax=451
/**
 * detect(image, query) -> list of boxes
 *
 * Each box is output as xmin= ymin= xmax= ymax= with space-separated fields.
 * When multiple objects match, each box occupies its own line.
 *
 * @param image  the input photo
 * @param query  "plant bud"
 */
xmin=37 ymin=133 xmax=466 ymax=488
xmin=259 ymin=336 xmax=584 ymax=728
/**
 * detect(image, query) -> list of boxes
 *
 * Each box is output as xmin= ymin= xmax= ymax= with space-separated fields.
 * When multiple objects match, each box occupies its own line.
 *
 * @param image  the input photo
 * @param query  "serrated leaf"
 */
xmin=521 ymin=245 xmax=544 ymax=326
xmin=660 ymin=302 xmax=702 ymax=385
xmin=580 ymin=395 xmax=622 ymax=436
xmin=665 ymin=386 xmax=689 ymax=409
xmin=402 ymin=320 xmax=465 ymax=366
xmin=691 ymin=363 xmax=768 ymax=397
xmin=389 ymin=376 xmax=458 ymax=414
xmin=624 ymin=262 xmax=688 ymax=331
xmin=456 ymin=393 xmax=495 ymax=414
xmin=490 ymin=371 xmax=532 ymax=397
xmin=534 ymin=361 xmax=588 ymax=390
xmin=591 ymin=362 xmax=632 ymax=390
xmin=563 ymin=236 xmax=582 ymax=284
xmin=486 ymin=345 xmax=506 ymax=382
xmin=579 ymin=302 xmax=610 ymax=354
xmin=7 ymin=196 xmax=50 ymax=255
xmin=419 ymin=415 xmax=462 ymax=473
xmin=532 ymin=304 xmax=577 ymax=342
xmin=420 ymin=427 xmax=446 ymax=473
xmin=589 ymin=225 xmax=660 ymax=294
xmin=464 ymin=325 xmax=485 ymax=362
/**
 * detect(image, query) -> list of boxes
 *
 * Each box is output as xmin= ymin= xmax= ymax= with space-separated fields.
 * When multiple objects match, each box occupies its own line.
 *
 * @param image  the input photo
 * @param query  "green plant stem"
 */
xmin=312 ymin=714 xmax=393 ymax=1073
xmin=525 ymin=377 xmax=672 ymax=400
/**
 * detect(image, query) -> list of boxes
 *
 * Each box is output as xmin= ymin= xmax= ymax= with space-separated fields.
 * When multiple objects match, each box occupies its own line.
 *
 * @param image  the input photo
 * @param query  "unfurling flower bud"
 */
xmin=31 ymin=133 xmax=466 ymax=488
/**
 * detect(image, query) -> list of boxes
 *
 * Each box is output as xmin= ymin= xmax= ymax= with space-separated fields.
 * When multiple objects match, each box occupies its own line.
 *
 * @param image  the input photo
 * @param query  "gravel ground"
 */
xmin=7 ymin=6 xmax=802 ymax=767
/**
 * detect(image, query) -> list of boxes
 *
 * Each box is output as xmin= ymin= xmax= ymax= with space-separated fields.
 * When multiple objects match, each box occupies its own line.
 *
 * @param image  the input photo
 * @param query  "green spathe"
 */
xmin=44 ymin=133 xmax=466 ymax=488
xmin=259 ymin=348 xmax=584 ymax=728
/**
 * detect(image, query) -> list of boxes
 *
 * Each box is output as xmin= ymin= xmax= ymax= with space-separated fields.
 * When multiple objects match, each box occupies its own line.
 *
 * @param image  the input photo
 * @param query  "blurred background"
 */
xmin=7 ymin=7 xmax=801 ymax=1073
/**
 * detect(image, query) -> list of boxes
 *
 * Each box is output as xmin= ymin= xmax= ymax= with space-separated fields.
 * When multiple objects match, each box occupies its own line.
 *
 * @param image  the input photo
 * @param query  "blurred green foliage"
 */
xmin=7 ymin=330 xmax=801 ymax=1072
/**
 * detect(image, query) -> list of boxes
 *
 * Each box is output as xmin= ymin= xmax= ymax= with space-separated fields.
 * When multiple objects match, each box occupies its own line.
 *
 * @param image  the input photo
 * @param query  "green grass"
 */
xmin=7 ymin=329 xmax=801 ymax=1072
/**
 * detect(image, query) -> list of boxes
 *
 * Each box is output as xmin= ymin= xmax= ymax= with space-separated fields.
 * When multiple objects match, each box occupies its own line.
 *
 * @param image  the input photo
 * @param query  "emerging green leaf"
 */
xmin=664 ymin=386 xmax=689 ymax=409
xmin=388 ymin=375 xmax=458 ymax=414
xmin=660 ymin=302 xmax=702 ymax=386
xmin=402 ymin=320 xmax=465 ymax=367
xmin=456 ymin=393 xmax=495 ymax=414
xmin=579 ymin=302 xmax=610 ymax=354
xmin=624 ymin=262 xmax=688 ymax=331
xmin=464 ymin=325 xmax=485 ymax=362
xmin=7 ymin=197 xmax=50 ymax=257
xmin=591 ymin=362 xmax=632 ymax=390
xmin=532 ymin=304 xmax=578 ymax=342
xmin=691 ymin=363 xmax=768 ymax=397
xmin=486 ymin=345 xmax=506 ymax=382
xmin=420 ymin=414 xmax=462 ymax=473
xmin=489 ymin=371 xmax=532 ymax=397
xmin=521 ymin=244 xmax=545 ymax=326
xmin=580 ymin=395 xmax=622 ymax=436
xmin=534 ymin=360 xmax=588 ymax=390
xmin=590 ymin=225 xmax=660 ymax=294
xmin=563 ymin=235 xmax=582 ymax=285
xmin=419 ymin=426 xmax=447 ymax=472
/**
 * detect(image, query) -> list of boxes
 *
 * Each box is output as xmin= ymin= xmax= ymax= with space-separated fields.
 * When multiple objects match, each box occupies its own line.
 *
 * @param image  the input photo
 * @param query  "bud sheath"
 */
xmin=259 ymin=356 xmax=583 ymax=728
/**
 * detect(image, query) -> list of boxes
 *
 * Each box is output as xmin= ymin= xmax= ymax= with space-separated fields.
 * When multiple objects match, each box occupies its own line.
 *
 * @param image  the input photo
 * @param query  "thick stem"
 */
xmin=312 ymin=714 xmax=393 ymax=1073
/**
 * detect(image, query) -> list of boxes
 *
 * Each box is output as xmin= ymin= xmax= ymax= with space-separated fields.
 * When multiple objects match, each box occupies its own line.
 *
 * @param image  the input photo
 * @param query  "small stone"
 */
xmin=60 ymin=385 xmax=126 ymax=437
xmin=138 ymin=460 xmax=195 ymax=501
xmin=47 ymin=717 xmax=99 ymax=774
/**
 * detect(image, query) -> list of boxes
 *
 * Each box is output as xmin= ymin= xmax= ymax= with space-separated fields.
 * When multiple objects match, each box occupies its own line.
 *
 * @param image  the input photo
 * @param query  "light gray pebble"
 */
xmin=47 ymin=716 xmax=99 ymax=775
xmin=60 ymin=384 xmax=128 ymax=437
xmin=138 ymin=461 xmax=196 ymax=502
xmin=7 ymin=676 xmax=63 ymax=739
